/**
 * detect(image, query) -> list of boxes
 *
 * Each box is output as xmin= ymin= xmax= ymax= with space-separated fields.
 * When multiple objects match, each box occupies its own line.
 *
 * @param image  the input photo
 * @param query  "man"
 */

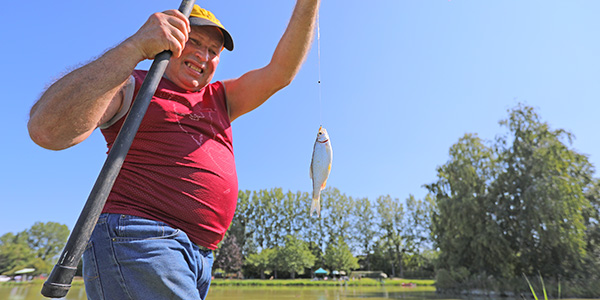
xmin=28 ymin=1 xmax=319 ymax=299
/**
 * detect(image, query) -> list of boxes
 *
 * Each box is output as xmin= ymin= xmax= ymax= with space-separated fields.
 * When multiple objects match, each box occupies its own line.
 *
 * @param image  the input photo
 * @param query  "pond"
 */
xmin=0 ymin=284 xmax=464 ymax=300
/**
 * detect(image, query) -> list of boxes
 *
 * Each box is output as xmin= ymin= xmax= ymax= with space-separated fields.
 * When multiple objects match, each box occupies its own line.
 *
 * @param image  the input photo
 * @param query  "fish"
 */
xmin=309 ymin=126 xmax=333 ymax=217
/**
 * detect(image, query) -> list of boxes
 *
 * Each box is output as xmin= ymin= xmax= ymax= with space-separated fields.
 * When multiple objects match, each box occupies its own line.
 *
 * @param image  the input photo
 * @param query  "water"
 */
xmin=0 ymin=285 xmax=87 ymax=300
xmin=0 ymin=284 xmax=441 ymax=300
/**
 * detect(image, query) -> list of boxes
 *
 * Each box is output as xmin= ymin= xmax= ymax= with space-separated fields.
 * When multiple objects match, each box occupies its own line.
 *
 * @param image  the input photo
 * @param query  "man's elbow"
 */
xmin=27 ymin=120 xmax=70 ymax=151
xmin=272 ymin=71 xmax=295 ymax=91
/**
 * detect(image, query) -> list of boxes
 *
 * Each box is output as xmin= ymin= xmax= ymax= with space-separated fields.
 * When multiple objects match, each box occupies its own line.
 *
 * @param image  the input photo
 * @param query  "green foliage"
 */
xmin=276 ymin=235 xmax=315 ymax=279
xmin=435 ymin=269 xmax=455 ymax=288
xmin=427 ymin=103 xmax=599 ymax=296
xmin=209 ymin=278 xmax=435 ymax=287
xmin=375 ymin=195 xmax=404 ymax=277
xmin=0 ymin=222 xmax=69 ymax=276
xmin=493 ymin=104 xmax=589 ymax=277
xmin=245 ymin=248 xmax=277 ymax=279
xmin=323 ymin=236 xmax=358 ymax=273
xmin=523 ymin=274 xmax=548 ymax=300
xmin=0 ymin=233 xmax=34 ymax=275
xmin=353 ymin=197 xmax=376 ymax=270
xmin=215 ymin=234 xmax=243 ymax=275
xmin=229 ymin=187 xmax=435 ymax=279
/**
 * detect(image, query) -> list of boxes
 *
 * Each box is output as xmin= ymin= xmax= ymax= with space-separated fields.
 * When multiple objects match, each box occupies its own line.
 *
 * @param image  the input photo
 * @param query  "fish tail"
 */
xmin=310 ymin=193 xmax=321 ymax=217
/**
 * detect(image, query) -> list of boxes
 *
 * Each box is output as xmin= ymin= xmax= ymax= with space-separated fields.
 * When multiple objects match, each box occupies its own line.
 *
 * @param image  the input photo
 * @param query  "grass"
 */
xmin=210 ymin=278 xmax=435 ymax=287
xmin=523 ymin=273 xmax=560 ymax=300
xmin=0 ymin=277 xmax=85 ymax=287
xmin=0 ymin=277 xmax=434 ymax=288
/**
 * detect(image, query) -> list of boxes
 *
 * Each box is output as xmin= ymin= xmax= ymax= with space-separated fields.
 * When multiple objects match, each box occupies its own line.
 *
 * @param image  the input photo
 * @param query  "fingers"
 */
xmin=130 ymin=10 xmax=192 ymax=59
xmin=163 ymin=9 xmax=191 ymax=34
xmin=155 ymin=10 xmax=191 ymax=58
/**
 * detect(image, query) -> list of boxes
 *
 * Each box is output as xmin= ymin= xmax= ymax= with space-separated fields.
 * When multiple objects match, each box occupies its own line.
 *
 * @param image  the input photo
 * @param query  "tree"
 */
xmin=375 ymin=195 xmax=405 ymax=277
xmin=0 ymin=222 xmax=69 ymax=275
xmin=26 ymin=222 xmax=69 ymax=263
xmin=228 ymin=190 xmax=257 ymax=257
xmin=353 ymin=196 xmax=376 ymax=270
xmin=321 ymin=188 xmax=354 ymax=246
xmin=224 ymin=187 xmax=439 ymax=279
xmin=323 ymin=236 xmax=359 ymax=273
xmin=279 ymin=190 xmax=307 ymax=239
xmin=403 ymin=195 xmax=434 ymax=275
xmin=0 ymin=232 xmax=33 ymax=275
xmin=426 ymin=133 xmax=511 ymax=277
xmin=492 ymin=104 xmax=590 ymax=277
xmin=245 ymin=248 xmax=276 ymax=279
xmin=582 ymin=179 xmax=600 ymax=278
xmin=427 ymin=104 xmax=594 ymax=280
xmin=276 ymin=235 xmax=315 ymax=279
xmin=214 ymin=234 xmax=243 ymax=277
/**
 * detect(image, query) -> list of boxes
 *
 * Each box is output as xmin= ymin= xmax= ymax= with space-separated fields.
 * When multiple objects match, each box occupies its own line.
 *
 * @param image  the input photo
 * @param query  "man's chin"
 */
xmin=175 ymin=78 xmax=209 ymax=91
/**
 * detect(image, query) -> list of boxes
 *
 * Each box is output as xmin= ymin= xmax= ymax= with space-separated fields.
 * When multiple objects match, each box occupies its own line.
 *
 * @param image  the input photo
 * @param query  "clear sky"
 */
xmin=3 ymin=0 xmax=600 ymax=236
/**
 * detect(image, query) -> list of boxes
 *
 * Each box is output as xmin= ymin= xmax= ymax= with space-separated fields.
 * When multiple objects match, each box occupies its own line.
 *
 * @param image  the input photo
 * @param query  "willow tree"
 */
xmin=492 ymin=104 xmax=591 ymax=278
xmin=427 ymin=104 xmax=594 ymax=280
xmin=426 ymin=133 xmax=511 ymax=277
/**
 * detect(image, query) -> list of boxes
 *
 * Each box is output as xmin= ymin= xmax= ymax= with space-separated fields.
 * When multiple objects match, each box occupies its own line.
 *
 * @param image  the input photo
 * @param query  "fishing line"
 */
xmin=317 ymin=11 xmax=322 ymax=126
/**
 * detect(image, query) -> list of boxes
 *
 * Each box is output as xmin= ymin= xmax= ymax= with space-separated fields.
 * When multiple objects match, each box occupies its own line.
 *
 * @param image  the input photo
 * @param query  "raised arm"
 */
xmin=28 ymin=10 xmax=191 ymax=150
xmin=224 ymin=0 xmax=320 ymax=122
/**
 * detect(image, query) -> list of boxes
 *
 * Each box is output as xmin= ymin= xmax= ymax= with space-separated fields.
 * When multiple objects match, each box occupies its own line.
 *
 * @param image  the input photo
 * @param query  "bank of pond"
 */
xmin=210 ymin=278 xmax=434 ymax=287
xmin=0 ymin=279 xmax=439 ymax=300
xmin=2 ymin=278 xmax=598 ymax=299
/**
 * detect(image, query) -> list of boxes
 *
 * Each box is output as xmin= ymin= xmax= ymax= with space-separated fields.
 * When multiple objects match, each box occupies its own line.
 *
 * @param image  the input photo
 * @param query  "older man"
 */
xmin=28 ymin=1 xmax=319 ymax=299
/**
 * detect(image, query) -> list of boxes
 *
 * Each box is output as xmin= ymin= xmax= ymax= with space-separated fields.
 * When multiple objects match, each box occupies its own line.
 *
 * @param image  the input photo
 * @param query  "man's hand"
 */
xmin=126 ymin=10 xmax=191 ymax=60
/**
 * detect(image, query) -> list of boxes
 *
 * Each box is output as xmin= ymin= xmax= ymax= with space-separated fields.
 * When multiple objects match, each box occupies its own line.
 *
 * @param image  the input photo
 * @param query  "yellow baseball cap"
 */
xmin=189 ymin=5 xmax=234 ymax=51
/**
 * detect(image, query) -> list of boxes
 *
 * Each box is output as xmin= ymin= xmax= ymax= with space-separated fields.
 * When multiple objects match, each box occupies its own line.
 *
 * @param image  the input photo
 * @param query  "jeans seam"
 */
xmin=106 ymin=219 xmax=135 ymax=300
xmin=112 ymin=229 xmax=181 ymax=242
xmin=83 ymin=241 xmax=104 ymax=300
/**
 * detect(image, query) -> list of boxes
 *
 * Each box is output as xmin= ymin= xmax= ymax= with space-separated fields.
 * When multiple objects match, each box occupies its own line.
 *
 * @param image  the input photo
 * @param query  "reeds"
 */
xmin=523 ymin=273 xmax=560 ymax=300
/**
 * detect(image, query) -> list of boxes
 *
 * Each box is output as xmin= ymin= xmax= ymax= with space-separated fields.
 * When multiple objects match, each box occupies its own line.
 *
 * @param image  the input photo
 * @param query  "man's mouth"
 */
xmin=186 ymin=62 xmax=203 ymax=74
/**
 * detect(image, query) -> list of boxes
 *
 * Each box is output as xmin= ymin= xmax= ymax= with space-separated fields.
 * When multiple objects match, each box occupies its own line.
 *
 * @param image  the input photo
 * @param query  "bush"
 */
xmin=435 ymin=269 xmax=455 ymax=290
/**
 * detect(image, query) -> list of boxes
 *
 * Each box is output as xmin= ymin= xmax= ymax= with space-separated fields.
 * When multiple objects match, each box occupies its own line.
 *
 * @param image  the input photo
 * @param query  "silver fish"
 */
xmin=310 ymin=126 xmax=333 ymax=217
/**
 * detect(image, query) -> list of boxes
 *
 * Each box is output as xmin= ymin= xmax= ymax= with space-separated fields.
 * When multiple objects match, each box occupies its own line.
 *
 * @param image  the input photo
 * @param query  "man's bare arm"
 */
xmin=28 ymin=43 xmax=139 ymax=150
xmin=28 ymin=10 xmax=191 ymax=150
xmin=224 ymin=0 xmax=320 ymax=122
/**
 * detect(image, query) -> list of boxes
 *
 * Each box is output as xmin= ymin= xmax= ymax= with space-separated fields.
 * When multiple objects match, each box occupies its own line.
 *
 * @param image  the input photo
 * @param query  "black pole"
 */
xmin=41 ymin=1 xmax=195 ymax=298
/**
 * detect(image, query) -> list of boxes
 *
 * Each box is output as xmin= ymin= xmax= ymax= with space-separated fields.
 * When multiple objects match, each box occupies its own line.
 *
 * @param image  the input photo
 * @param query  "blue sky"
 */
xmin=3 ymin=0 xmax=600 ymax=236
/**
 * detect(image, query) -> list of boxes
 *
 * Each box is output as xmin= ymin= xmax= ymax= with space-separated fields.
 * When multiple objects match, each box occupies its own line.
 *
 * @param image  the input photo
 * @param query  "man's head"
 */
xmin=165 ymin=5 xmax=234 ymax=91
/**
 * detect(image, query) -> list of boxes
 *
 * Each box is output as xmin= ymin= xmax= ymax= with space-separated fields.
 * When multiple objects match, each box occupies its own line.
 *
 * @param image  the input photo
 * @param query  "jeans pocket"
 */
xmin=114 ymin=215 xmax=180 ymax=242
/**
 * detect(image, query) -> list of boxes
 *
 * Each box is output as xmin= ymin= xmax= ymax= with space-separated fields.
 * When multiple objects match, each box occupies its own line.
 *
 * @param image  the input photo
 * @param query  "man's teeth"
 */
xmin=186 ymin=62 xmax=203 ymax=73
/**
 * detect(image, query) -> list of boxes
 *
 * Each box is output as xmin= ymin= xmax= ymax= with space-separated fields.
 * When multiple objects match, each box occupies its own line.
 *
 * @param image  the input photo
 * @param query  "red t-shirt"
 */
xmin=101 ymin=70 xmax=238 ymax=249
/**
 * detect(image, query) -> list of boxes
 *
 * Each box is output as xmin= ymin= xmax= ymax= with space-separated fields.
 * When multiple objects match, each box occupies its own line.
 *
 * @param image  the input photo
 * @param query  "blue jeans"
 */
xmin=82 ymin=214 xmax=214 ymax=299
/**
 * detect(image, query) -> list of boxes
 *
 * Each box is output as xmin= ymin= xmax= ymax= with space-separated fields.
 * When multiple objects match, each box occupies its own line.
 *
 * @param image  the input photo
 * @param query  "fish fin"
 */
xmin=321 ymin=179 xmax=328 ymax=189
xmin=309 ymin=163 xmax=313 ymax=179
xmin=310 ymin=196 xmax=321 ymax=217
xmin=328 ymin=163 xmax=331 ymax=172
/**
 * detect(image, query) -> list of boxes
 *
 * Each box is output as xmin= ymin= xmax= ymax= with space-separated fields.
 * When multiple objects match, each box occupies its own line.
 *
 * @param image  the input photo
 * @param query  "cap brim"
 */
xmin=189 ymin=17 xmax=234 ymax=51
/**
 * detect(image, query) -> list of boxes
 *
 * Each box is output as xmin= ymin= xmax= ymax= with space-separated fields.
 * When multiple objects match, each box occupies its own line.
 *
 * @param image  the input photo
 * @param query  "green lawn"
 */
xmin=210 ymin=278 xmax=435 ymax=287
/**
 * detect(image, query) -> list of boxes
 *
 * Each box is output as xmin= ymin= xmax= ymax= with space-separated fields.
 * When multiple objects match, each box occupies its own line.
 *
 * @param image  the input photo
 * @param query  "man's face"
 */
xmin=165 ymin=26 xmax=224 ymax=91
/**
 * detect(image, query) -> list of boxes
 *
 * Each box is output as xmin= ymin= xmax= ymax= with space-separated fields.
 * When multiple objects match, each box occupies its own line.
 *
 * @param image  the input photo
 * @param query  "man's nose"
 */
xmin=195 ymin=47 xmax=209 ymax=61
